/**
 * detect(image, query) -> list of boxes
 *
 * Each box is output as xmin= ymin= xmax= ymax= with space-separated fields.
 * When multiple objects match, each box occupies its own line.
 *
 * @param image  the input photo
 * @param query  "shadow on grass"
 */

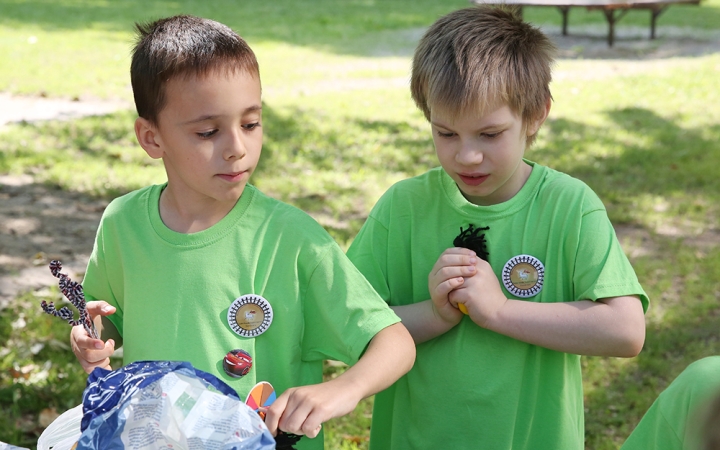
xmin=259 ymin=105 xmax=436 ymax=246
xmin=3 ymin=100 xmax=720 ymax=246
xmin=537 ymin=106 xmax=720 ymax=224
xmin=582 ymin=237 xmax=720 ymax=449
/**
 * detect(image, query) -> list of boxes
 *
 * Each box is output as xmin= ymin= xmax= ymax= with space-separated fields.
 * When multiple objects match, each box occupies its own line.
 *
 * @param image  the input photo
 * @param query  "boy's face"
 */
xmin=139 ymin=69 xmax=263 ymax=211
xmin=431 ymin=103 xmax=542 ymax=206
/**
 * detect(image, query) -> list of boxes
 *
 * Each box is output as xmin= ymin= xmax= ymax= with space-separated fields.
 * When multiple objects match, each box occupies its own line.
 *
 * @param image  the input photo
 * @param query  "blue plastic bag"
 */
xmin=77 ymin=360 xmax=275 ymax=450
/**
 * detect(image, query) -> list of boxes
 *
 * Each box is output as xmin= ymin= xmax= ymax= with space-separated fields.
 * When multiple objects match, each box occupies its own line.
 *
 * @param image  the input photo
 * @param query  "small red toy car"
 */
xmin=223 ymin=349 xmax=253 ymax=378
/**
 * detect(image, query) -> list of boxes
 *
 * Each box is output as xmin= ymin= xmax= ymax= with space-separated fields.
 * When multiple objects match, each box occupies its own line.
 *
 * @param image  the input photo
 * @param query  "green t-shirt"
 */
xmin=347 ymin=162 xmax=648 ymax=450
xmin=83 ymin=183 xmax=401 ymax=450
xmin=621 ymin=356 xmax=720 ymax=450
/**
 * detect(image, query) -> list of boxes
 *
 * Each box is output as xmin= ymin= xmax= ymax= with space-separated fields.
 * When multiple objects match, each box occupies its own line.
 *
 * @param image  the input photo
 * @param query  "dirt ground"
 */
xmin=1 ymin=25 xmax=718 ymax=310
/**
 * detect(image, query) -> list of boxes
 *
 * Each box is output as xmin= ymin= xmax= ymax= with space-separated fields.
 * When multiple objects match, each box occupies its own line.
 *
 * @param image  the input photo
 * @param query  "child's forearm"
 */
xmin=337 ymin=322 xmax=415 ymax=398
xmin=485 ymin=295 xmax=645 ymax=357
xmin=265 ymin=323 xmax=415 ymax=437
xmin=391 ymin=301 xmax=458 ymax=344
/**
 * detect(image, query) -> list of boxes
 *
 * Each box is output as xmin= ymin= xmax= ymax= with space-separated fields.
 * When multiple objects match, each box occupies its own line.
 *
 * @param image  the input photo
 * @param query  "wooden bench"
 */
xmin=470 ymin=0 xmax=701 ymax=46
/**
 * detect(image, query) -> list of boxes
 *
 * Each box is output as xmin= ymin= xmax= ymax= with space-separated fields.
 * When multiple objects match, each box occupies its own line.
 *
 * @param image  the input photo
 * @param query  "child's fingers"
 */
xmin=71 ymin=325 xmax=105 ymax=350
xmin=444 ymin=247 xmax=477 ymax=256
xmin=265 ymin=391 xmax=290 ymax=436
xmin=303 ymin=419 xmax=323 ymax=439
xmin=436 ymin=249 xmax=477 ymax=265
xmin=74 ymin=340 xmax=115 ymax=374
xmin=79 ymin=356 xmax=112 ymax=374
xmin=281 ymin=408 xmax=323 ymax=438
xmin=432 ymin=251 xmax=477 ymax=276
xmin=431 ymin=276 xmax=465 ymax=299
xmin=85 ymin=301 xmax=116 ymax=318
xmin=75 ymin=338 xmax=115 ymax=363
xmin=71 ymin=324 xmax=115 ymax=373
xmin=269 ymin=387 xmax=327 ymax=437
xmin=277 ymin=397 xmax=314 ymax=436
xmin=432 ymin=264 xmax=476 ymax=283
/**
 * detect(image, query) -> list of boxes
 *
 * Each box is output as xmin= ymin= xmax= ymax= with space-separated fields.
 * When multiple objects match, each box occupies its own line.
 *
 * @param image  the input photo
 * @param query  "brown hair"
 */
xmin=131 ymin=15 xmax=259 ymax=125
xmin=411 ymin=5 xmax=555 ymax=145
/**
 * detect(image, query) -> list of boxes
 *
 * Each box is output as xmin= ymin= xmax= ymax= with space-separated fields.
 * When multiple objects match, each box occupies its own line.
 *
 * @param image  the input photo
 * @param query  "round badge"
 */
xmin=501 ymin=255 xmax=544 ymax=298
xmin=227 ymin=294 xmax=273 ymax=338
xmin=223 ymin=349 xmax=253 ymax=378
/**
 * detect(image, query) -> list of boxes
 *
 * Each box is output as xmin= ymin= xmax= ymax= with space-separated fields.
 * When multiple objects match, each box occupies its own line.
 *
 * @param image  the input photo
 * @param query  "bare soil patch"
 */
xmin=0 ymin=175 xmax=106 ymax=309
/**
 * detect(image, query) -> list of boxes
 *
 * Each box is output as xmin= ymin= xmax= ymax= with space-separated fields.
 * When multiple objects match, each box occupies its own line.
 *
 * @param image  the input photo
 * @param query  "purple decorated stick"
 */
xmin=41 ymin=260 xmax=99 ymax=339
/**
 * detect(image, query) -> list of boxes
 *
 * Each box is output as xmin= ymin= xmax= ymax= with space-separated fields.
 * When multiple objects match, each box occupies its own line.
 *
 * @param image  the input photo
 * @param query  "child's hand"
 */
xmin=264 ymin=380 xmax=360 ymax=438
xmin=70 ymin=301 xmax=116 ymax=374
xmin=449 ymin=258 xmax=507 ymax=328
xmin=428 ymin=248 xmax=477 ymax=324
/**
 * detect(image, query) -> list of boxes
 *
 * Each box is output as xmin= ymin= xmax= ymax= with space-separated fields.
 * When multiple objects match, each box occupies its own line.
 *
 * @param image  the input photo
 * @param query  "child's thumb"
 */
xmin=86 ymin=300 xmax=116 ymax=317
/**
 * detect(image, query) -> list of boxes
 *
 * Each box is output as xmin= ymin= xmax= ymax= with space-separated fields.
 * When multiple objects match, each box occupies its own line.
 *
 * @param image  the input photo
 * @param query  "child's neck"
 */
xmin=158 ymin=186 xmax=239 ymax=234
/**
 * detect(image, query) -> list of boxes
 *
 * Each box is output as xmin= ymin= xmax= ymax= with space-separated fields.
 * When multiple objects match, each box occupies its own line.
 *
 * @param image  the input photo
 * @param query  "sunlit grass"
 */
xmin=0 ymin=289 xmax=120 ymax=448
xmin=583 ymin=239 xmax=720 ymax=449
xmin=2 ymin=0 xmax=719 ymax=99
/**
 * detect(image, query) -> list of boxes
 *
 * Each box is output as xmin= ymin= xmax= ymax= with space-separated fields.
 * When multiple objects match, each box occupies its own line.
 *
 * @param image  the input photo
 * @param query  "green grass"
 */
xmin=1 ymin=0 xmax=720 ymax=448
xmin=0 ymin=289 xmax=120 ymax=447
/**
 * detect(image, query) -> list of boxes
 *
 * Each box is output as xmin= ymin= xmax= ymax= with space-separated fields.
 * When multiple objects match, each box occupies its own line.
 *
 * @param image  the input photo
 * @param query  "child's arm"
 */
xmin=451 ymin=258 xmax=646 ymax=357
xmin=391 ymin=248 xmax=477 ymax=344
xmin=70 ymin=300 xmax=121 ymax=373
xmin=264 ymin=322 xmax=415 ymax=438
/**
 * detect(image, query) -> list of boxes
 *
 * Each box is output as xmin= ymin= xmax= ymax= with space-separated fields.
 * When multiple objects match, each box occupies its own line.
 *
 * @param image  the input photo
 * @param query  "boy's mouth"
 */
xmin=458 ymin=173 xmax=488 ymax=186
xmin=217 ymin=170 xmax=248 ymax=183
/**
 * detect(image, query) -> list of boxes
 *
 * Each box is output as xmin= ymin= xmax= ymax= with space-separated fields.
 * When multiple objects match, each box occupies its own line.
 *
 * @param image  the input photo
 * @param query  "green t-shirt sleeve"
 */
xmin=82 ymin=212 xmax=124 ymax=337
xmin=300 ymin=243 xmax=400 ymax=364
xmin=346 ymin=215 xmax=391 ymax=302
xmin=621 ymin=356 xmax=720 ymax=450
xmin=573 ymin=202 xmax=649 ymax=312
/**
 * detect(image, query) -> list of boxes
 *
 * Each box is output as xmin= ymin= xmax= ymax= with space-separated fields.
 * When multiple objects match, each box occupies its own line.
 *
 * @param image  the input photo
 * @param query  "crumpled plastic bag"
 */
xmin=39 ymin=360 xmax=275 ymax=450
xmin=36 ymin=404 xmax=83 ymax=450
xmin=0 ymin=443 xmax=31 ymax=450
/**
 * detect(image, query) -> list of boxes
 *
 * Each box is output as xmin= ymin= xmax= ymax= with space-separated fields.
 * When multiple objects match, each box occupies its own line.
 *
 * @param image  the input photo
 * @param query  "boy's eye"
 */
xmin=197 ymin=129 xmax=218 ymax=138
xmin=482 ymin=131 xmax=502 ymax=139
xmin=436 ymin=131 xmax=455 ymax=138
xmin=243 ymin=122 xmax=260 ymax=130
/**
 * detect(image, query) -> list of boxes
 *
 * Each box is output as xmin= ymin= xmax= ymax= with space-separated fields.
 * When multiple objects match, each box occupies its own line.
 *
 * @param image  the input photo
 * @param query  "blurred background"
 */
xmin=1 ymin=0 xmax=719 ymax=448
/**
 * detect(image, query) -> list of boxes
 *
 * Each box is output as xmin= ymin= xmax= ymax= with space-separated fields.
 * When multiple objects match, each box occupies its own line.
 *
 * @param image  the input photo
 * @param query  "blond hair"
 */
xmin=411 ymin=5 xmax=555 ymax=145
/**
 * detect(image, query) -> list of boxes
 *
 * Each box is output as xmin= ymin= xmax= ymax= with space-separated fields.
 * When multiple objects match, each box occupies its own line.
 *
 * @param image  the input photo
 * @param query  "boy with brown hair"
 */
xmin=69 ymin=14 xmax=415 ymax=449
xmin=347 ymin=5 xmax=648 ymax=449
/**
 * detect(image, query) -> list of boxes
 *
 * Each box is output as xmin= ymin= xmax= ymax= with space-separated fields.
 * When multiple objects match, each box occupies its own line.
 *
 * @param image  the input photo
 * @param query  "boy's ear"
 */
xmin=135 ymin=117 xmax=163 ymax=159
xmin=526 ymin=97 xmax=552 ymax=137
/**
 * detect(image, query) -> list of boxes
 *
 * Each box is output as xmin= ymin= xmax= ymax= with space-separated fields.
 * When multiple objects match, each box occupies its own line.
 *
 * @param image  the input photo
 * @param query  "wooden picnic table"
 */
xmin=470 ymin=0 xmax=701 ymax=46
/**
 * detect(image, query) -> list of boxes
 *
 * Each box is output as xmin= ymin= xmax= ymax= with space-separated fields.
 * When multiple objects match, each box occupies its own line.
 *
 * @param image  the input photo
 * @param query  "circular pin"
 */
xmin=223 ymin=349 xmax=253 ymax=378
xmin=502 ymin=255 xmax=544 ymax=298
xmin=228 ymin=294 xmax=273 ymax=338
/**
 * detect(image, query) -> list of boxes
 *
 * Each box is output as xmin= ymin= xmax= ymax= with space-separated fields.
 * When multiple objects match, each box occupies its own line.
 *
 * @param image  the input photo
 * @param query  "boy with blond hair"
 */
xmin=348 ymin=6 xmax=648 ymax=449
xmin=69 ymin=15 xmax=415 ymax=449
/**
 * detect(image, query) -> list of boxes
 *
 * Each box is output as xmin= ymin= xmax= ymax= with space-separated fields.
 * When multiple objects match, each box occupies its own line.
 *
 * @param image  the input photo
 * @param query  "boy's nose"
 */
xmin=224 ymin=127 xmax=247 ymax=160
xmin=456 ymin=141 xmax=483 ymax=166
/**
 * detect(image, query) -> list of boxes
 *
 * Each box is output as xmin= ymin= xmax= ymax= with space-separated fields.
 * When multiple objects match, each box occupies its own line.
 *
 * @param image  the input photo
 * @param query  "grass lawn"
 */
xmin=1 ymin=0 xmax=720 ymax=448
